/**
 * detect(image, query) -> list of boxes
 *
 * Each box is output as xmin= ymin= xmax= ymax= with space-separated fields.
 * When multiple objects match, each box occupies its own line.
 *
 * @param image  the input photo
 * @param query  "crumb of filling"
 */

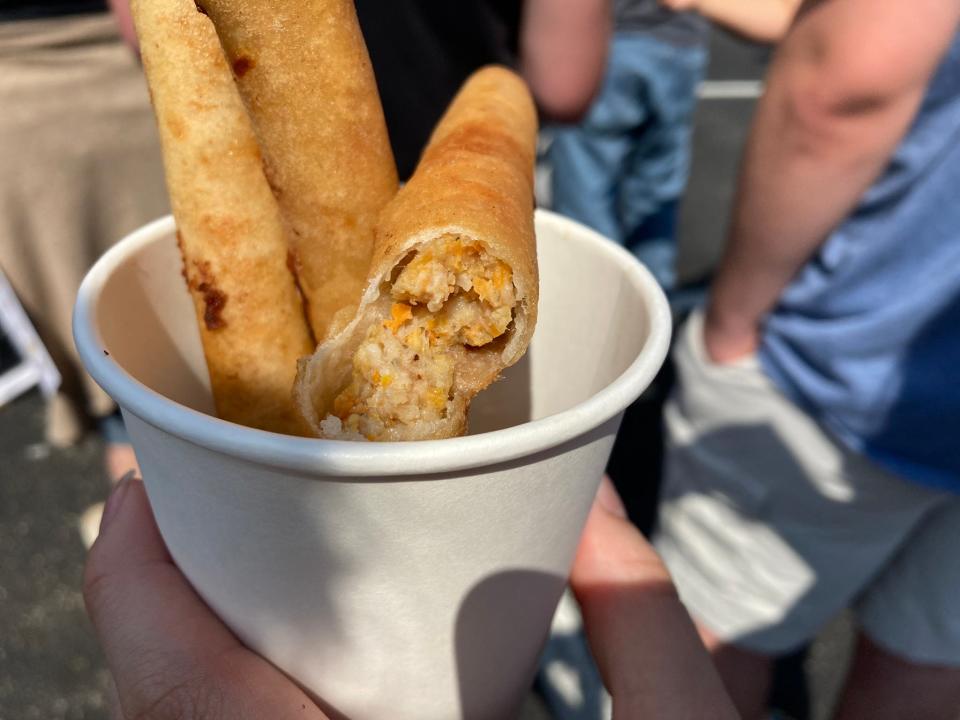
xmin=329 ymin=236 xmax=516 ymax=440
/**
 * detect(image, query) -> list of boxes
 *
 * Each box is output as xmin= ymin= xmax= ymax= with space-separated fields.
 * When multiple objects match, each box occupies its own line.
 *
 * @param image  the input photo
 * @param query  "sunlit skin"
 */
xmin=85 ymin=476 xmax=738 ymax=719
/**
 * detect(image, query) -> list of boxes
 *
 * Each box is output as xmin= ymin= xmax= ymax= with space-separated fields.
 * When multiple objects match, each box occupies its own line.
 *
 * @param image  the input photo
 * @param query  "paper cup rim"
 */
xmin=73 ymin=210 xmax=671 ymax=477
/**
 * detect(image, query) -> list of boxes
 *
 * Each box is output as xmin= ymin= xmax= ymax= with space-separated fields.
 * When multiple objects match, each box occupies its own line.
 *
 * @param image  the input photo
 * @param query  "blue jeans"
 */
xmin=549 ymin=33 xmax=706 ymax=290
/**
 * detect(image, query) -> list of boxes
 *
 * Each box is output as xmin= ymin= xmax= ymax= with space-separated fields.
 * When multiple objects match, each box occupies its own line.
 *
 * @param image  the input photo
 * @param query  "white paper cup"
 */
xmin=74 ymin=209 xmax=670 ymax=720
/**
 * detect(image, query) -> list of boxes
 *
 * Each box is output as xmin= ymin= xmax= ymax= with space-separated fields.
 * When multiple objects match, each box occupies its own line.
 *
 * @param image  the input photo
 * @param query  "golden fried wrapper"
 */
xmin=196 ymin=0 xmax=399 ymax=340
xmin=132 ymin=0 xmax=314 ymax=435
xmin=296 ymin=67 xmax=539 ymax=441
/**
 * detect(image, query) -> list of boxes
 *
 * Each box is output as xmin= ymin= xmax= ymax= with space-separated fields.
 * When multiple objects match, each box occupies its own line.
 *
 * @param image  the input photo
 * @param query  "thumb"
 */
xmin=84 ymin=476 xmax=328 ymax=719
xmin=570 ymin=478 xmax=737 ymax=719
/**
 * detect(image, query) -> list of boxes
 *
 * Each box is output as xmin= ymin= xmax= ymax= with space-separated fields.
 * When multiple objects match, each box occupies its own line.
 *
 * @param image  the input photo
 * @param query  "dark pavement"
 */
xmin=0 ymin=27 xmax=855 ymax=720
xmin=0 ymin=391 xmax=111 ymax=719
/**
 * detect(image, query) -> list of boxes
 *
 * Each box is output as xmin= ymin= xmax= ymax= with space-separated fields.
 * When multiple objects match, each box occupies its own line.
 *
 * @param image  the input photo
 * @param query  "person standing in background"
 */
xmin=0 ymin=0 xmax=168 ymax=475
xmin=355 ymin=0 xmax=612 ymax=180
xmin=548 ymin=0 xmax=708 ymax=291
xmin=548 ymin=0 xmax=803 ymax=292
xmin=654 ymin=0 xmax=960 ymax=717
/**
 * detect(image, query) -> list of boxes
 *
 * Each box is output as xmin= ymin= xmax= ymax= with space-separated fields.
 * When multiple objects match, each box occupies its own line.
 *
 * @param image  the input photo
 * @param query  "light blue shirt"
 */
xmin=760 ymin=32 xmax=960 ymax=493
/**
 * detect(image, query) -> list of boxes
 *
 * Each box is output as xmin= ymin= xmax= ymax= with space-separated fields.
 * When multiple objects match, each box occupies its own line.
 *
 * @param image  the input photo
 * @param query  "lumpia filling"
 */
xmin=325 ymin=236 xmax=516 ymax=440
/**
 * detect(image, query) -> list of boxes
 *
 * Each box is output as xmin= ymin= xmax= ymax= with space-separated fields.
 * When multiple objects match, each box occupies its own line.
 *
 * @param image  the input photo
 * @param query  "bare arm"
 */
xmin=706 ymin=0 xmax=960 ymax=362
xmin=661 ymin=0 xmax=801 ymax=43
xmin=520 ymin=0 xmax=612 ymax=122
xmin=572 ymin=479 xmax=739 ymax=719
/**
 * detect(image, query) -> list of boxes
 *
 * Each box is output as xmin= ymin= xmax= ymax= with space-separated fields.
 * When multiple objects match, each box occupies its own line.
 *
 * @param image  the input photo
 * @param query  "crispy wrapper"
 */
xmin=196 ymin=0 xmax=399 ymax=340
xmin=132 ymin=0 xmax=314 ymax=435
xmin=296 ymin=66 xmax=539 ymax=441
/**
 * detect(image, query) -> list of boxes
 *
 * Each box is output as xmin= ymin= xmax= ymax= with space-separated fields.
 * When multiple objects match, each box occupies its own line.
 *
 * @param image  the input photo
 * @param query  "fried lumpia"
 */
xmin=296 ymin=66 xmax=539 ymax=441
xmin=132 ymin=0 xmax=314 ymax=435
xmin=195 ymin=0 xmax=399 ymax=340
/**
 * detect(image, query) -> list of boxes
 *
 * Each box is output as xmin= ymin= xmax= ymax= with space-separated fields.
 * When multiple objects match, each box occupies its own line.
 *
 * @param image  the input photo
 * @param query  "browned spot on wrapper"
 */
xmin=198 ymin=282 xmax=227 ymax=330
xmin=232 ymin=56 xmax=255 ymax=78
xmin=194 ymin=1 xmax=208 ymax=15
xmin=189 ymin=260 xmax=228 ymax=331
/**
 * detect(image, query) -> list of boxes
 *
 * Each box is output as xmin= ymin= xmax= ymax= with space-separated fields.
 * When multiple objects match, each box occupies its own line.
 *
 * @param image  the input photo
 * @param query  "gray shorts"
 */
xmin=654 ymin=310 xmax=960 ymax=664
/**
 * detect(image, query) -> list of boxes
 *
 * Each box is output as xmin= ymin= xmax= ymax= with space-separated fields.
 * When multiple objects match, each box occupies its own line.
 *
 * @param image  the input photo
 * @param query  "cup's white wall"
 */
xmin=74 ymin=210 xmax=671 ymax=719
xmin=126 ymin=410 xmax=618 ymax=720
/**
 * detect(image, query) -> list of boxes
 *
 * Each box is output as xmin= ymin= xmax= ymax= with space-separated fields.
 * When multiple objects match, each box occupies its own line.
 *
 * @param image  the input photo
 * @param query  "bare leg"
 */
xmin=45 ymin=391 xmax=84 ymax=448
xmin=698 ymin=622 xmax=775 ymax=720
xmin=833 ymin=632 xmax=960 ymax=720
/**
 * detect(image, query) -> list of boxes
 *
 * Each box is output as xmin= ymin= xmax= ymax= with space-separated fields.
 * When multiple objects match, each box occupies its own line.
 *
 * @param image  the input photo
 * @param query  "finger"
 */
xmin=570 ymin=478 xmax=737 ymax=719
xmin=84 ymin=477 xmax=328 ymax=719
xmin=571 ymin=478 xmax=671 ymax=589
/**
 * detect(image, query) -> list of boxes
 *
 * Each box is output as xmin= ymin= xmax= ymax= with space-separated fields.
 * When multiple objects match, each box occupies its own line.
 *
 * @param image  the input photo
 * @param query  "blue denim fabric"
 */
xmin=549 ymin=32 xmax=706 ymax=289
xmin=98 ymin=411 xmax=130 ymax=445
